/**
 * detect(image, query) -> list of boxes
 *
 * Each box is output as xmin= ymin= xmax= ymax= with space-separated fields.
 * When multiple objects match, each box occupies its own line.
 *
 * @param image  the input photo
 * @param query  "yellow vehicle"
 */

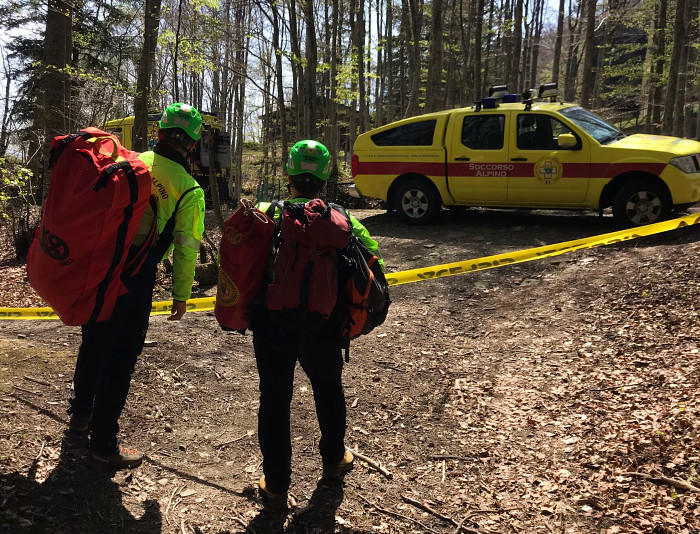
xmin=102 ymin=112 xmax=222 ymax=151
xmin=350 ymin=83 xmax=700 ymax=226
xmin=102 ymin=112 xmax=231 ymax=204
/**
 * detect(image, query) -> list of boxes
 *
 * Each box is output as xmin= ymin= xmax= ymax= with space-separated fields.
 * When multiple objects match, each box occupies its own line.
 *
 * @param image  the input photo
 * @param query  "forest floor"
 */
xmin=0 ymin=206 xmax=699 ymax=534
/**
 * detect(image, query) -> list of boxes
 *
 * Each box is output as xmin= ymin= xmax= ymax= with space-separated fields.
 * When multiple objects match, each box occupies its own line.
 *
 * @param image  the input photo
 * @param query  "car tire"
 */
xmin=394 ymin=179 xmax=442 ymax=224
xmin=611 ymin=180 xmax=671 ymax=228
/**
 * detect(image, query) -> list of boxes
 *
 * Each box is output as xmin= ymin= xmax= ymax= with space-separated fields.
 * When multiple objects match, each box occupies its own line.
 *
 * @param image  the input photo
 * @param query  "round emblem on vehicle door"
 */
xmin=534 ymin=155 xmax=563 ymax=185
xmin=216 ymin=270 xmax=240 ymax=306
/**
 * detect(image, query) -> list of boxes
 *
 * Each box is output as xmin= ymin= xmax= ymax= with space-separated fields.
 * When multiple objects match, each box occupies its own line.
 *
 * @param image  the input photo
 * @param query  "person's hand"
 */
xmin=168 ymin=300 xmax=187 ymax=321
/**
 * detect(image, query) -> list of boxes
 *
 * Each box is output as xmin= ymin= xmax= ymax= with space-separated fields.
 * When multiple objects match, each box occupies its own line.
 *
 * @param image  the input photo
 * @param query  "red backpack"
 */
xmin=26 ymin=128 xmax=154 ymax=325
xmin=215 ymin=201 xmax=277 ymax=331
xmin=265 ymin=199 xmax=352 ymax=330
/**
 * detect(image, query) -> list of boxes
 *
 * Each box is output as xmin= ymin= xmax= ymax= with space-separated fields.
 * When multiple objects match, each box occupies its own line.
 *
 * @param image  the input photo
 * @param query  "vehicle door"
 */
xmin=507 ymin=113 xmax=591 ymax=205
xmin=446 ymin=111 xmax=509 ymax=202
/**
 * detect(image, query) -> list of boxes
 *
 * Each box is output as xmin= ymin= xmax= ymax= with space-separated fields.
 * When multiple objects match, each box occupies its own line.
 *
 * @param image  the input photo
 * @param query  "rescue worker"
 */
xmin=67 ymin=103 xmax=206 ymax=468
xmin=252 ymin=140 xmax=384 ymax=510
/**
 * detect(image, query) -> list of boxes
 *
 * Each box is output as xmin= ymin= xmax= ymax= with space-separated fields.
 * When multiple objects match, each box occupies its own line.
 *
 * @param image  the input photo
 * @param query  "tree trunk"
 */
xmin=37 ymin=0 xmax=73 ymax=200
xmin=289 ymin=0 xmax=303 ymax=138
xmin=305 ymin=0 xmax=318 ymax=137
xmin=663 ymin=0 xmax=687 ymax=134
xmin=651 ymin=0 xmax=667 ymax=128
xmin=385 ymin=0 xmax=394 ymax=123
xmin=483 ymin=0 xmax=495 ymax=97
xmin=425 ymin=0 xmax=444 ymax=112
xmin=376 ymin=0 xmax=385 ymax=126
xmin=399 ymin=0 xmax=408 ymax=116
xmin=133 ymin=0 xmax=162 ymax=152
xmin=272 ymin=0 xmax=287 ymax=157
xmin=173 ymin=0 xmax=184 ymax=102
xmin=580 ymin=0 xmax=597 ymax=108
xmin=509 ymin=0 xmax=523 ymax=91
xmin=349 ymin=0 xmax=358 ymax=160
xmin=672 ymin=0 xmax=691 ymax=137
xmin=404 ymin=0 xmax=421 ymax=117
xmin=357 ymin=0 xmax=368 ymax=132
xmin=0 ymin=50 xmax=12 ymax=158
xmin=330 ymin=0 xmax=340 ymax=177
xmin=529 ymin=0 xmax=543 ymax=89
xmin=552 ymin=0 xmax=565 ymax=84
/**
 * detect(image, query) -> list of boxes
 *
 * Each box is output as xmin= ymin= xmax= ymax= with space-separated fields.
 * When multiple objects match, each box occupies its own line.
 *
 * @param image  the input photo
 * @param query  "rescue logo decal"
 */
xmin=216 ymin=269 xmax=240 ymax=306
xmin=224 ymin=225 xmax=243 ymax=245
xmin=38 ymin=226 xmax=71 ymax=263
xmin=534 ymin=155 xmax=563 ymax=184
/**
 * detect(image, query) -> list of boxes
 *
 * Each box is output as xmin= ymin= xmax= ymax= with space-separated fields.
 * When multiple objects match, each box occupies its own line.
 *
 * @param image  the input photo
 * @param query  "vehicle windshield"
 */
xmin=558 ymin=106 xmax=626 ymax=145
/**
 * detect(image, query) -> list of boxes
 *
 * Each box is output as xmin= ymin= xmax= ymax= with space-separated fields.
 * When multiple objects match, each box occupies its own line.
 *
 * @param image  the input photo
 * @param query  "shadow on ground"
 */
xmin=226 ymin=476 xmax=373 ymax=534
xmin=0 ymin=431 xmax=162 ymax=534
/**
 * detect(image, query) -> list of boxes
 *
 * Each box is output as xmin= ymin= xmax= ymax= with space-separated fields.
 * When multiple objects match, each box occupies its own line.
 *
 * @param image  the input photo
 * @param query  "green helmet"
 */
xmin=286 ymin=140 xmax=331 ymax=181
xmin=159 ymin=103 xmax=203 ymax=141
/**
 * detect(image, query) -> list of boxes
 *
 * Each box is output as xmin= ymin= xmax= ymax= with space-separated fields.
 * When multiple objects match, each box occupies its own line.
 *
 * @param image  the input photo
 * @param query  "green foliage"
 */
xmin=0 ymin=157 xmax=39 ymax=259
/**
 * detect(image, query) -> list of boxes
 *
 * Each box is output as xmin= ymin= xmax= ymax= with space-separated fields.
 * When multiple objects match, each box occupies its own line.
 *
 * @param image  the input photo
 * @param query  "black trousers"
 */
xmin=69 ymin=262 xmax=156 ymax=455
xmin=252 ymin=318 xmax=346 ymax=494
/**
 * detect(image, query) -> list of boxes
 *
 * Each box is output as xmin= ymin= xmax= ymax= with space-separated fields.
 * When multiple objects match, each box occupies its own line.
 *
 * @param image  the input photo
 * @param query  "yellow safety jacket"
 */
xmin=135 ymin=151 xmax=205 ymax=301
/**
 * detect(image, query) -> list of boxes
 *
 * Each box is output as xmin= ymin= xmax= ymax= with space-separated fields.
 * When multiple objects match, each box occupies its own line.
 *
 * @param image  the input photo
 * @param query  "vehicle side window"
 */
xmin=517 ymin=114 xmax=574 ymax=150
xmin=371 ymin=120 xmax=437 ymax=146
xmin=461 ymin=115 xmax=505 ymax=150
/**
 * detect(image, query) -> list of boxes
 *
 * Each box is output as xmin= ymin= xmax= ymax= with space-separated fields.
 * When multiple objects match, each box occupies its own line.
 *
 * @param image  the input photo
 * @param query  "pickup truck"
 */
xmin=350 ymin=87 xmax=700 ymax=227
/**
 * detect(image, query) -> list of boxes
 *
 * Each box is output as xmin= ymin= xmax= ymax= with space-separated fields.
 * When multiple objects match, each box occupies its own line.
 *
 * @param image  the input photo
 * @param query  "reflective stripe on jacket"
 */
xmin=136 ymin=151 xmax=205 ymax=301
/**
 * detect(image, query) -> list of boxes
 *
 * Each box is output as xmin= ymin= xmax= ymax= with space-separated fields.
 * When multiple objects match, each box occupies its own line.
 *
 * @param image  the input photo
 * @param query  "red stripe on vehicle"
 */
xmin=357 ymin=161 xmax=445 ymax=176
xmin=358 ymin=160 xmax=667 ymax=179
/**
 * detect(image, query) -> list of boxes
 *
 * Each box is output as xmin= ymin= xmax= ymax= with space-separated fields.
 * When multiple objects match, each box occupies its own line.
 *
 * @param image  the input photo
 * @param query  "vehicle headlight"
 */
xmin=669 ymin=155 xmax=700 ymax=174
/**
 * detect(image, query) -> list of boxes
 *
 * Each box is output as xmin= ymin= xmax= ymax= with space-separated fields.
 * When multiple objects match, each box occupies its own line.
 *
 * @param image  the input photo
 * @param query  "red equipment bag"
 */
xmin=215 ymin=201 xmax=276 ymax=331
xmin=26 ymin=128 xmax=154 ymax=325
xmin=266 ymin=199 xmax=351 ymax=329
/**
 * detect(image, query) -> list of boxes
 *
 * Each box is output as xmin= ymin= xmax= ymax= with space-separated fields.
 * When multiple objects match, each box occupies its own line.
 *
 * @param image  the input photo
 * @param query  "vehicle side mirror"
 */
xmin=557 ymin=133 xmax=577 ymax=149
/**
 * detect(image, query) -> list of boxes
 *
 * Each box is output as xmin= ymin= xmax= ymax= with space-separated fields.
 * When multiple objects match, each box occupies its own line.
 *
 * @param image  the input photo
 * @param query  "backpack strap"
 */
xmin=265 ymin=200 xmax=285 ymax=221
xmin=88 ymin=157 xmax=144 ymax=323
xmin=265 ymin=200 xmax=285 ymax=255
xmin=328 ymin=202 xmax=353 ymax=362
xmin=49 ymin=130 xmax=95 ymax=168
xmin=123 ymin=196 xmax=159 ymax=277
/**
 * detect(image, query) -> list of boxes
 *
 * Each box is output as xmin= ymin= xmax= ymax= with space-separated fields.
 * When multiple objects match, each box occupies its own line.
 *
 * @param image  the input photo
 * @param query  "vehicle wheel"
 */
xmin=611 ymin=180 xmax=671 ymax=227
xmin=393 ymin=179 xmax=442 ymax=224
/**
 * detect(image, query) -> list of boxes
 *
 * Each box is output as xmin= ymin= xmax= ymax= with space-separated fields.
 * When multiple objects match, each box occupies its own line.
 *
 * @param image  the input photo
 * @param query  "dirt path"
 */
xmin=1 ymin=208 xmax=699 ymax=534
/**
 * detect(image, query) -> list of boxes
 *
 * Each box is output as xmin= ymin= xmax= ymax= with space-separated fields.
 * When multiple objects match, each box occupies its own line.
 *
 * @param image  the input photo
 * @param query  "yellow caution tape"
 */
xmin=2 ymin=213 xmax=698 ymax=320
xmin=386 ymin=212 xmax=700 ymax=286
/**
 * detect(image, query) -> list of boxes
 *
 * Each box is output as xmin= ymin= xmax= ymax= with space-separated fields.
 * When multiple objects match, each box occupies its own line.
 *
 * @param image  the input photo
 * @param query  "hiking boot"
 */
xmin=322 ymin=450 xmax=354 ymax=479
xmin=88 ymin=445 xmax=144 ymax=469
xmin=68 ymin=414 xmax=91 ymax=433
xmin=258 ymin=476 xmax=288 ymax=511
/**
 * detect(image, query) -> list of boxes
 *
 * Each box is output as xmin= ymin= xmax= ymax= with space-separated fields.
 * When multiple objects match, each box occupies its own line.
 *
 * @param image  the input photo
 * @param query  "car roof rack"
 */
xmin=474 ymin=84 xmax=522 ymax=111
xmin=522 ymin=82 xmax=559 ymax=111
